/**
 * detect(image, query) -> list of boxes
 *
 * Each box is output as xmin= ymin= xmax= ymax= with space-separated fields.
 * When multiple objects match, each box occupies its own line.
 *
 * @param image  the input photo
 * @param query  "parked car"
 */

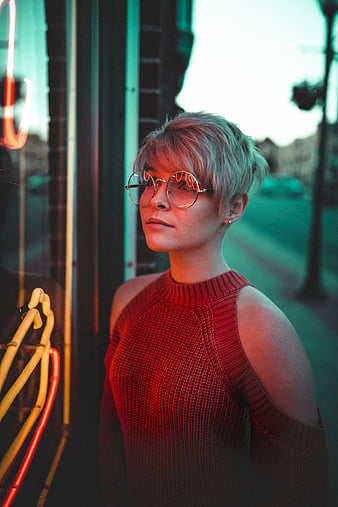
xmin=260 ymin=175 xmax=305 ymax=197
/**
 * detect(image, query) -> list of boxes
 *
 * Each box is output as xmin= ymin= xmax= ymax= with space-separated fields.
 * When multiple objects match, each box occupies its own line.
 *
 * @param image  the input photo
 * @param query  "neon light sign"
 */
xmin=0 ymin=0 xmax=32 ymax=150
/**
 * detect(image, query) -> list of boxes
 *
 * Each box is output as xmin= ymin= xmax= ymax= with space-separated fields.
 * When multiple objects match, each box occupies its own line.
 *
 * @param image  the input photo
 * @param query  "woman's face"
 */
xmin=139 ymin=165 xmax=227 ymax=256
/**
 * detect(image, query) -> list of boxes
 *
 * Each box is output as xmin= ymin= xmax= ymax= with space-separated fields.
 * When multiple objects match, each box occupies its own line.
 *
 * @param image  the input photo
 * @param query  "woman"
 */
xmin=99 ymin=112 xmax=328 ymax=506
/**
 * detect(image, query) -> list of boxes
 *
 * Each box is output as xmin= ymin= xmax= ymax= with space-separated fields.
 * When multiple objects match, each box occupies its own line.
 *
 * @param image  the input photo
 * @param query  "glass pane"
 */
xmin=0 ymin=0 xmax=49 ymax=276
xmin=0 ymin=4 xmax=60 ymax=504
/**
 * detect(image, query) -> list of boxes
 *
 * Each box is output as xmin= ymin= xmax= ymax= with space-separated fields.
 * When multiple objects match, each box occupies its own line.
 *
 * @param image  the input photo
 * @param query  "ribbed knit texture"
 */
xmin=99 ymin=270 xmax=328 ymax=507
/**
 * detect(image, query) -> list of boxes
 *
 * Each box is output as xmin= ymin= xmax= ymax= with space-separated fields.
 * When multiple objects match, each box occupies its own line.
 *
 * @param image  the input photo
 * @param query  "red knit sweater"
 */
xmin=99 ymin=270 xmax=328 ymax=506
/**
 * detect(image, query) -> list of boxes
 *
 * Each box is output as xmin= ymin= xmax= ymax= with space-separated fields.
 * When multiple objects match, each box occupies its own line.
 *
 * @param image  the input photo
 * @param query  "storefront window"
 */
xmin=0 ymin=3 xmax=65 ymax=505
xmin=0 ymin=0 xmax=49 ymax=276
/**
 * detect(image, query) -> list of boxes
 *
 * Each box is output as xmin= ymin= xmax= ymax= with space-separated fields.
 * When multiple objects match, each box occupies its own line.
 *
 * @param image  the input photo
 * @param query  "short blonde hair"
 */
xmin=133 ymin=111 xmax=268 ymax=215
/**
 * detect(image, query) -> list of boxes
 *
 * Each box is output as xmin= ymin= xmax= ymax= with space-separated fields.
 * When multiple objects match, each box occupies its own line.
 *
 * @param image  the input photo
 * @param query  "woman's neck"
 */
xmin=168 ymin=249 xmax=230 ymax=284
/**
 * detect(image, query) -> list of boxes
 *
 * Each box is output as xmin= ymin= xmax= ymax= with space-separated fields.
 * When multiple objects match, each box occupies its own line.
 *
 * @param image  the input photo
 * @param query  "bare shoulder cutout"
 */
xmin=237 ymin=285 xmax=318 ymax=425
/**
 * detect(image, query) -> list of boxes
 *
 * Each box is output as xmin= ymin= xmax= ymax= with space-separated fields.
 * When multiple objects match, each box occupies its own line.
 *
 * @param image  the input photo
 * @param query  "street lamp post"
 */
xmin=297 ymin=0 xmax=338 ymax=300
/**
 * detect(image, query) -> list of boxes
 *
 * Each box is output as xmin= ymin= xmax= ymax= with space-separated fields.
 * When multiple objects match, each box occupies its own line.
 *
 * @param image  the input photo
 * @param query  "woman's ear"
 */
xmin=224 ymin=193 xmax=248 ymax=225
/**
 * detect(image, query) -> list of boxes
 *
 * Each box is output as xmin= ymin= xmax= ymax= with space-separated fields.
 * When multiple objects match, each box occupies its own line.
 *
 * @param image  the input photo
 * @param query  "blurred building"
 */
xmin=258 ymin=123 xmax=338 ymax=193
xmin=256 ymin=137 xmax=279 ymax=174
xmin=277 ymin=132 xmax=319 ymax=184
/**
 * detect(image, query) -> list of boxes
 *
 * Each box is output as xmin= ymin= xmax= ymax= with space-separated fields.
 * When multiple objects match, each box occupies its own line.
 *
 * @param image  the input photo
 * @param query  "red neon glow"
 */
xmin=0 ymin=0 xmax=32 ymax=150
xmin=1 ymin=348 xmax=60 ymax=507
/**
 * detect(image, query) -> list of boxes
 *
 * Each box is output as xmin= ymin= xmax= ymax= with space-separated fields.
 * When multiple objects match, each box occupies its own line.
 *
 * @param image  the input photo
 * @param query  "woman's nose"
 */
xmin=151 ymin=179 xmax=170 ymax=209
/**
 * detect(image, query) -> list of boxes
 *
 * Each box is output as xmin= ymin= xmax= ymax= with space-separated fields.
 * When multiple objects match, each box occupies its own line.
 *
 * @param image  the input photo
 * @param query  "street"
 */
xmin=242 ymin=193 xmax=338 ymax=275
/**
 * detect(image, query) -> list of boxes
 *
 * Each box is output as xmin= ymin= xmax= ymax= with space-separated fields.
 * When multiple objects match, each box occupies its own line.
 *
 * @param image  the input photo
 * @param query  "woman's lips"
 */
xmin=145 ymin=218 xmax=174 ymax=229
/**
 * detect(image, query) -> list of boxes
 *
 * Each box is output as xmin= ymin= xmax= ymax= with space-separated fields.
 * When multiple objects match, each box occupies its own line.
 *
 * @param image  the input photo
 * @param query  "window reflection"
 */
xmin=0 ymin=0 xmax=49 ymax=276
xmin=0 ymin=3 xmax=65 ymax=505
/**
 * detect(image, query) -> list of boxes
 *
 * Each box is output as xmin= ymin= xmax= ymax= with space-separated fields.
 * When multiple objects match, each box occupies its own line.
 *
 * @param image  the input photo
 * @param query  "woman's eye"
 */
xmin=177 ymin=181 xmax=189 ymax=191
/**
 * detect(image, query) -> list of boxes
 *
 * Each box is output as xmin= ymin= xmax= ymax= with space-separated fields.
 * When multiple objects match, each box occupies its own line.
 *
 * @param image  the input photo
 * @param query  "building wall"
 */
xmin=277 ymin=131 xmax=319 ymax=185
xmin=258 ymin=124 xmax=337 ymax=187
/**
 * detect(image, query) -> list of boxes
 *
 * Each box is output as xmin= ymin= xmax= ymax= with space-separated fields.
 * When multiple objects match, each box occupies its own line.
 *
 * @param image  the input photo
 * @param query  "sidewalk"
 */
xmin=226 ymin=221 xmax=338 ymax=507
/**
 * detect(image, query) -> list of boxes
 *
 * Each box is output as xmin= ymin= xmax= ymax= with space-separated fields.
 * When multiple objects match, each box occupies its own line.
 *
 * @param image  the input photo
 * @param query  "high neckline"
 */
xmin=156 ymin=270 xmax=249 ymax=307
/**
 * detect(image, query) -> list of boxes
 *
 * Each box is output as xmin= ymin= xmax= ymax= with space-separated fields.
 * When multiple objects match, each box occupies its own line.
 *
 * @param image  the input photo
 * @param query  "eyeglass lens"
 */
xmin=127 ymin=170 xmax=199 ymax=208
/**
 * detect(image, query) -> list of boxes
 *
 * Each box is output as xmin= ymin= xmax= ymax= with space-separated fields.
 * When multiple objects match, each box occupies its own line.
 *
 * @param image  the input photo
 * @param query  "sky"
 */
xmin=176 ymin=0 xmax=338 ymax=146
xmin=2 ymin=1 xmax=337 ymax=146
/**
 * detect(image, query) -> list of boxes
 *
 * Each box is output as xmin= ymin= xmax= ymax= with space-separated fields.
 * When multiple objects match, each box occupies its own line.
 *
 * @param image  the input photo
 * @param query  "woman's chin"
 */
xmin=145 ymin=240 xmax=169 ymax=253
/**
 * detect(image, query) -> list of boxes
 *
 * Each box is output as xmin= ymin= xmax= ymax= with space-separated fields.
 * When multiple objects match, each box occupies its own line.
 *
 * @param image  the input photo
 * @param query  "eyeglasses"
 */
xmin=125 ymin=169 xmax=213 ymax=209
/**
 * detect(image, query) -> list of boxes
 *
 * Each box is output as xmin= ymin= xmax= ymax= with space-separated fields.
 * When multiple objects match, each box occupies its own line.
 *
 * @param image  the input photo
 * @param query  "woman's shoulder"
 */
xmin=110 ymin=272 xmax=164 ymax=330
xmin=237 ymin=285 xmax=318 ymax=425
xmin=236 ymin=285 xmax=302 ymax=353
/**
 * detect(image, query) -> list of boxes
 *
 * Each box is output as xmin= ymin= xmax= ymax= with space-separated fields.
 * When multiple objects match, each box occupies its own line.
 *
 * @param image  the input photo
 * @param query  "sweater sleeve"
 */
xmin=249 ymin=400 xmax=329 ymax=507
xmin=99 ymin=329 xmax=128 ymax=507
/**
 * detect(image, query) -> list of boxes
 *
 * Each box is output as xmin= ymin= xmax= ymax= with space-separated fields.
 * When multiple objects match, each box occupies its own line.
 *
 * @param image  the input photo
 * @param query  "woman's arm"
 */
xmin=237 ymin=286 xmax=329 ymax=506
xmin=99 ymin=273 xmax=161 ymax=505
xmin=238 ymin=286 xmax=318 ymax=425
